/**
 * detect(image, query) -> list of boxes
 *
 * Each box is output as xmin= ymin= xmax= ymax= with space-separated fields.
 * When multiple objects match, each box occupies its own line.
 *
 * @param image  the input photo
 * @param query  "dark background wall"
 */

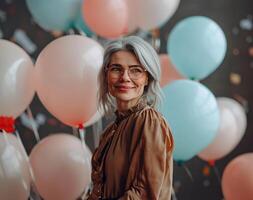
xmin=0 ymin=0 xmax=252 ymax=200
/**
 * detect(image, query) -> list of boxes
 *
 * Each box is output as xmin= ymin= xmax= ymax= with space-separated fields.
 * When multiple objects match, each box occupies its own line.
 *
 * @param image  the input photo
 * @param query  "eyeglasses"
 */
xmin=106 ymin=64 xmax=147 ymax=80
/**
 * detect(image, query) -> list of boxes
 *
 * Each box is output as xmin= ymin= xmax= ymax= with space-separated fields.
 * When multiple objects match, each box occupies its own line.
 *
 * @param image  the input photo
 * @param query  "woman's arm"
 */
xmin=118 ymin=109 xmax=174 ymax=200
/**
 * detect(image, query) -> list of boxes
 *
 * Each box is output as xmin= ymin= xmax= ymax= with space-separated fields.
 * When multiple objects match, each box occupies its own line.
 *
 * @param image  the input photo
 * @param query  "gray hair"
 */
xmin=97 ymin=36 xmax=164 ymax=115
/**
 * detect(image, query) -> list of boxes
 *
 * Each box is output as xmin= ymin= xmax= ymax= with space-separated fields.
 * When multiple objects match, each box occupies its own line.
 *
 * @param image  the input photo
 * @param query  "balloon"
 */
xmin=222 ymin=153 xmax=253 ymax=200
xmin=167 ymin=16 xmax=227 ymax=80
xmin=26 ymin=0 xmax=82 ymax=31
xmin=0 ymin=39 xmax=35 ymax=118
xmin=217 ymin=97 xmax=247 ymax=142
xmin=29 ymin=134 xmax=92 ymax=200
xmin=35 ymin=35 xmax=103 ymax=127
xmin=128 ymin=0 xmax=180 ymax=30
xmin=161 ymin=80 xmax=220 ymax=161
xmin=82 ymin=0 xmax=128 ymax=38
xmin=0 ymin=133 xmax=31 ymax=200
xmin=198 ymin=97 xmax=247 ymax=161
xmin=159 ymin=54 xmax=185 ymax=87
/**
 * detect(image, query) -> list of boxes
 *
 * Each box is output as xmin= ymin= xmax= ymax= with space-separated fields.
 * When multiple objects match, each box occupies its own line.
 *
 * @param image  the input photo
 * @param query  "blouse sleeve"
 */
xmin=118 ymin=108 xmax=174 ymax=200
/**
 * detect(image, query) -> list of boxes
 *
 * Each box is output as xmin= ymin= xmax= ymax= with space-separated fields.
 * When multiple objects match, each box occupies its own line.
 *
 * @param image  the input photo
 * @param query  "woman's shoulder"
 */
xmin=138 ymin=105 xmax=166 ymax=122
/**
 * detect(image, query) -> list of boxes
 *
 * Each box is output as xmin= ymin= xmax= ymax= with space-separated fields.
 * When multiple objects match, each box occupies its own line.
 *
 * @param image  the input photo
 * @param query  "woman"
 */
xmin=87 ymin=36 xmax=174 ymax=200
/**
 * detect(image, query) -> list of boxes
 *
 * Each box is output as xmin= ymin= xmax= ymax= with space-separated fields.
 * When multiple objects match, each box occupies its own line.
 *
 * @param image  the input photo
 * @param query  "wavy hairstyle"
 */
xmin=97 ymin=36 xmax=164 ymax=115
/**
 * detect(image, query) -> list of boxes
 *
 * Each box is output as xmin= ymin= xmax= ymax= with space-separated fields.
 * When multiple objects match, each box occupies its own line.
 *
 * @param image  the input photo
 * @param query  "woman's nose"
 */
xmin=120 ymin=69 xmax=131 ymax=80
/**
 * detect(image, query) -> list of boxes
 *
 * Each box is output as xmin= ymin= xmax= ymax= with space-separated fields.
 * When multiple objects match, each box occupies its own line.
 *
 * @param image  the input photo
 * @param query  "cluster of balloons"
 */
xmin=0 ymin=35 xmax=104 ymax=199
xmin=0 ymin=132 xmax=92 ymax=200
xmin=25 ymin=0 xmax=181 ymax=38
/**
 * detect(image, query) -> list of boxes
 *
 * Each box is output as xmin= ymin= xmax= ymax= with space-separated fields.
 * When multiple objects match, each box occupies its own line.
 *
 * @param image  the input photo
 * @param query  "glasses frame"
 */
xmin=106 ymin=64 xmax=147 ymax=80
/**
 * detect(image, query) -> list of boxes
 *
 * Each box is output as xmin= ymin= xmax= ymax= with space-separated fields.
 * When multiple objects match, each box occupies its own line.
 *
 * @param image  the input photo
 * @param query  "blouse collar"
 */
xmin=114 ymin=98 xmax=147 ymax=123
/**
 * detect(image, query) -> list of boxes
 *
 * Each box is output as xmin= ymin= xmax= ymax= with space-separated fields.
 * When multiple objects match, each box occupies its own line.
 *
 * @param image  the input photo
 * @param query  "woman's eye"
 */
xmin=111 ymin=67 xmax=121 ymax=72
xmin=131 ymin=68 xmax=142 ymax=73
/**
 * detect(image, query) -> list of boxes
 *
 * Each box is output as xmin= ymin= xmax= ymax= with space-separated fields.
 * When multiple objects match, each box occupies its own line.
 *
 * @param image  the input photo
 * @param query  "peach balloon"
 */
xmin=0 ymin=39 xmax=35 ymax=118
xmin=222 ymin=153 xmax=253 ymax=200
xmin=159 ymin=54 xmax=185 ymax=87
xmin=0 ymin=133 xmax=31 ymax=200
xmin=83 ymin=0 xmax=128 ymax=38
xmin=29 ymin=134 xmax=92 ymax=200
xmin=35 ymin=35 xmax=103 ymax=127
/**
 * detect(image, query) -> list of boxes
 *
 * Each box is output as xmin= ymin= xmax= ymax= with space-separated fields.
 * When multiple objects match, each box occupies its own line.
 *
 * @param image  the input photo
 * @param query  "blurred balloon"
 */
xmin=26 ymin=0 xmax=82 ymax=31
xmin=0 ymin=39 xmax=35 ymax=118
xmin=218 ymin=97 xmax=247 ymax=142
xmin=35 ymin=35 xmax=103 ymax=127
xmin=128 ymin=0 xmax=180 ymax=30
xmin=222 ymin=153 xmax=253 ymax=200
xmin=82 ymin=0 xmax=128 ymax=38
xmin=161 ymin=80 xmax=220 ymax=161
xmin=0 ymin=133 xmax=31 ymax=200
xmin=29 ymin=134 xmax=92 ymax=200
xmin=167 ymin=16 xmax=227 ymax=80
xmin=198 ymin=97 xmax=247 ymax=161
xmin=159 ymin=54 xmax=185 ymax=87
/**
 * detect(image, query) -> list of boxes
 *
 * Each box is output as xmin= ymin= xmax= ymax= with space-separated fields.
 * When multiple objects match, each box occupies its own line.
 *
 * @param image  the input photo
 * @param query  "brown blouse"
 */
xmin=87 ymin=101 xmax=174 ymax=200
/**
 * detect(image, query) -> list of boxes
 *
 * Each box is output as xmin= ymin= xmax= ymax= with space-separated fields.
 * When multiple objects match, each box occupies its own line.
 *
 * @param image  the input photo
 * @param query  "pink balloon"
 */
xmin=222 ymin=153 xmax=253 ymax=200
xmin=29 ymin=134 xmax=91 ymax=200
xmin=35 ymin=35 xmax=103 ymax=127
xmin=0 ymin=39 xmax=35 ymax=118
xmin=198 ymin=97 xmax=247 ymax=161
xmin=0 ymin=133 xmax=31 ymax=200
xmin=83 ymin=0 xmax=128 ymax=38
xmin=159 ymin=54 xmax=185 ymax=87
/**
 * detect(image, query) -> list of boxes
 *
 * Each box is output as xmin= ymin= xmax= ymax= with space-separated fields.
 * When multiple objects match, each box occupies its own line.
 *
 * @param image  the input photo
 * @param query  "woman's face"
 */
xmin=106 ymin=50 xmax=148 ymax=108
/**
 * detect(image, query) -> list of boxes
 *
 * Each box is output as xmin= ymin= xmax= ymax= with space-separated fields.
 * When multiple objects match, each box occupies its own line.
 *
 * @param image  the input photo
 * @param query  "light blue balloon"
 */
xmin=161 ymin=80 xmax=220 ymax=161
xmin=167 ymin=16 xmax=227 ymax=80
xmin=26 ymin=0 xmax=82 ymax=31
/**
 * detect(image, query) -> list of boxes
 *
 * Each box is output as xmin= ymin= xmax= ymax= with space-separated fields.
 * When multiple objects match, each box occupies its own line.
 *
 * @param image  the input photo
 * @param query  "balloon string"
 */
xmin=212 ymin=165 xmax=221 ymax=184
xmin=27 ymin=107 xmax=40 ymax=142
xmin=78 ymin=124 xmax=86 ymax=148
xmin=182 ymin=163 xmax=194 ymax=182
xmin=172 ymin=187 xmax=178 ymax=200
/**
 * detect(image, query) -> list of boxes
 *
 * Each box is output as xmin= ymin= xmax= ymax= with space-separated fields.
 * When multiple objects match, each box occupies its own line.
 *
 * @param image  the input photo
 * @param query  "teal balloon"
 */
xmin=26 ymin=0 xmax=82 ymax=31
xmin=167 ymin=16 xmax=227 ymax=80
xmin=161 ymin=80 xmax=220 ymax=161
xmin=72 ymin=10 xmax=93 ymax=37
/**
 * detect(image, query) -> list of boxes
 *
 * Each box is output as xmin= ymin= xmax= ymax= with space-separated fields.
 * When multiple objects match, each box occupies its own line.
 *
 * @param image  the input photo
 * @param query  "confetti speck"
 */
xmin=230 ymin=73 xmax=241 ymax=85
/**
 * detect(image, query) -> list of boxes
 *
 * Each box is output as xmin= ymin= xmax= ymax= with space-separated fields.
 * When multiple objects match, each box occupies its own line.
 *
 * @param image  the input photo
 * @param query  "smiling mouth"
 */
xmin=115 ymin=85 xmax=134 ymax=92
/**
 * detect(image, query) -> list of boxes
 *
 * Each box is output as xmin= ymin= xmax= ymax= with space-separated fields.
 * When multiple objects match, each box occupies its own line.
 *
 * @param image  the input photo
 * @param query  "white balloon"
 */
xmin=198 ymin=97 xmax=247 ymax=161
xmin=0 ymin=39 xmax=35 ymax=118
xmin=0 ymin=134 xmax=31 ymax=200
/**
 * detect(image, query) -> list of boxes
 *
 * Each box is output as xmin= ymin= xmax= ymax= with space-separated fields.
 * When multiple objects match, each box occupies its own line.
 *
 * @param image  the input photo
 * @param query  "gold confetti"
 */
xmin=230 ymin=73 xmax=241 ymax=85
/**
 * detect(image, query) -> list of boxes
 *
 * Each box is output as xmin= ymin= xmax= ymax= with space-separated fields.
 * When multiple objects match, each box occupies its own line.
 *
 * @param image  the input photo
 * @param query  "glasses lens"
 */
xmin=108 ymin=65 xmax=146 ymax=79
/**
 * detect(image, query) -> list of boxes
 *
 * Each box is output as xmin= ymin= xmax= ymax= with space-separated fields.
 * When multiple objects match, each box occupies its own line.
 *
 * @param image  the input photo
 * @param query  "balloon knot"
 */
xmin=0 ymin=116 xmax=15 ymax=133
